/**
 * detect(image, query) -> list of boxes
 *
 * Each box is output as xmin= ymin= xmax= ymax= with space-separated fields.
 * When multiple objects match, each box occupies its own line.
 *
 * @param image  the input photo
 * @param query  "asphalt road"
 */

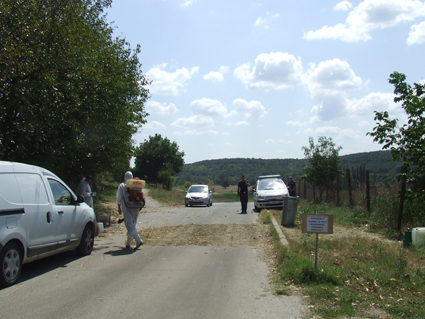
xmin=0 ymin=200 xmax=306 ymax=319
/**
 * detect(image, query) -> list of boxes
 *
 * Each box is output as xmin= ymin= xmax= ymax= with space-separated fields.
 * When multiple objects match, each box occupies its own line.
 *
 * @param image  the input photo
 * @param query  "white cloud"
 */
xmin=407 ymin=21 xmax=425 ymax=44
xmin=334 ymin=1 xmax=353 ymax=11
xmin=172 ymin=129 xmax=218 ymax=136
xmin=286 ymin=120 xmax=307 ymax=127
xmin=233 ymin=98 xmax=267 ymax=118
xmin=347 ymin=92 xmax=399 ymax=117
xmin=265 ymin=139 xmax=276 ymax=144
xmin=171 ymin=115 xmax=215 ymax=128
xmin=305 ymin=59 xmax=363 ymax=96
xmin=234 ymin=52 xmax=303 ymax=90
xmin=181 ymin=0 xmax=196 ymax=7
xmin=358 ymin=120 xmax=371 ymax=126
xmin=254 ymin=12 xmax=280 ymax=29
xmin=235 ymin=121 xmax=249 ymax=126
xmin=316 ymin=94 xmax=349 ymax=121
xmin=278 ymin=140 xmax=293 ymax=145
xmin=191 ymin=98 xmax=235 ymax=117
xmin=143 ymin=120 xmax=166 ymax=130
xmin=311 ymin=91 xmax=400 ymax=122
xmin=145 ymin=101 xmax=178 ymax=115
xmin=305 ymin=0 xmax=425 ymax=42
xmin=255 ymin=16 xmax=266 ymax=26
xmin=315 ymin=126 xmax=362 ymax=139
xmin=203 ymin=66 xmax=229 ymax=83
xmin=147 ymin=63 xmax=199 ymax=96
xmin=304 ymin=59 xmax=364 ymax=121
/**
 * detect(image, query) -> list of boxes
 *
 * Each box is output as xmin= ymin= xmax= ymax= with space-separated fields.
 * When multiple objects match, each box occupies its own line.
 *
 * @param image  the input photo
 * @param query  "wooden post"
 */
xmin=397 ymin=176 xmax=406 ymax=233
xmin=366 ymin=170 xmax=370 ymax=212
xmin=347 ymin=168 xmax=354 ymax=206
xmin=336 ymin=174 xmax=340 ymax=206
xmin=304 ymin=180 xmax=307 ymax=199
xmin=315 ymin=233 xmax=319 ymax=270
xmin=298 ymin=179 xmax=301 ymax=197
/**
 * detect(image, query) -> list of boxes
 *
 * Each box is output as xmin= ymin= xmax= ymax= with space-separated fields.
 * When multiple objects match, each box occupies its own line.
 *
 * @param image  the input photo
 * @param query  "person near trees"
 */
xmin=237 ymin=175 xmax=251 ymax=214
xmin=78 ymin=176 xmax=94 ymax=207
xmin=287 ymin=176 xmax=296 ymax=197
xmin=116 ymin=171 xmax=144 ymax=250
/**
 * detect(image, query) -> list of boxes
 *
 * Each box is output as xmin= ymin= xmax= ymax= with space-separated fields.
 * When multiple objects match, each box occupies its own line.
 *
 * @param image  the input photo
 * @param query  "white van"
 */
xmin=0 ymin=161 xmax=96 ymax=287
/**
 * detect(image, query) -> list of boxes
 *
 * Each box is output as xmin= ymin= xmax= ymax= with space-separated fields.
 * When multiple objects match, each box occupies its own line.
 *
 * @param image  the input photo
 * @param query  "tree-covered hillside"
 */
xmin=175 ymin=150 xmax=402 ymax=186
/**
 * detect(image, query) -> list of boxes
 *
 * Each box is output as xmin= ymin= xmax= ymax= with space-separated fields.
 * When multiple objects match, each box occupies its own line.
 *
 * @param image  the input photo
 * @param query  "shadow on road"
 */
xmin=3 ymin=250 xmax=84 ymax=289
xmin=103 ymin=247 xmax=135 ymax=256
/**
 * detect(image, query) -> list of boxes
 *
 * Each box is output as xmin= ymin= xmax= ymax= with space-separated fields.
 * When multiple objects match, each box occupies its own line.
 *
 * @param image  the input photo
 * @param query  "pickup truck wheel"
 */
xmin=0 ymin=242 xmax=22 ymax=288
xmin=76 ymin=224 xmax=94 ymax=256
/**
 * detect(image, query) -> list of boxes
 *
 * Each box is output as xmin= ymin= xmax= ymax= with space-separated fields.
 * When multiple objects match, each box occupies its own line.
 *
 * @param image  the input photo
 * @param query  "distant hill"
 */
xmin=175 ymin=150 xmax=403 ymax=186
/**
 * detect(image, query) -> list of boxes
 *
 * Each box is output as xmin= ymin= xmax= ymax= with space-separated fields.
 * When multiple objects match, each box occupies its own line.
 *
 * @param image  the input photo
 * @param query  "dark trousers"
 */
xmin=240 ymin=193 xmax=248 ymax=213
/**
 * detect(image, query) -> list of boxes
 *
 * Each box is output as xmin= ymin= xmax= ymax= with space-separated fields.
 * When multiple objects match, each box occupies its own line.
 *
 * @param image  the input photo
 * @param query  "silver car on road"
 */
xmin=185 ymin=185 xmax=213 ymax=207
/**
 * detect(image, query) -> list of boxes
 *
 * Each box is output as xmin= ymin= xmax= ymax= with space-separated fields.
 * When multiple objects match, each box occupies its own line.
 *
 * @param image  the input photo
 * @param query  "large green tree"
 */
xmin=0 ymin=0 xmax=149 ymax=183
xmin=302 ymin=136 xmax=343 ymax=201
xmin=368 ymin=72 xmax=425 ymax=201
xmin=133 ymin=134 xmax=185 ymax=183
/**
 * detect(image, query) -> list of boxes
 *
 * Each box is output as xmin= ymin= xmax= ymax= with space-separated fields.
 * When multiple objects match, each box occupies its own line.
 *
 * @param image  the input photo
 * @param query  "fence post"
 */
xmin=397 ymin=176 xmax=406 ymax=233
xmin=298 ymin=180 xmax=301 ymax=197
xmin=336 ymin=174 xmax=340 ymax=206
xmin=366 ymin=170 xmax=370 ymax=212
xmin=347 ymin=168 xmax=354 ymax=207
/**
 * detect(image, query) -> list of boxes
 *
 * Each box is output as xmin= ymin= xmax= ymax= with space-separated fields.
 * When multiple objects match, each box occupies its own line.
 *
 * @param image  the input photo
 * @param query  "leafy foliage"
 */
xmin=302 ymin=136 xmax=343 ymax=200
xmin=0 ymin=0 xmax=149 ymax=184
xmin=368 ymin=72 xmax=425 ymax=202
xmin=133 ymin=134 xmax=185 ymax=182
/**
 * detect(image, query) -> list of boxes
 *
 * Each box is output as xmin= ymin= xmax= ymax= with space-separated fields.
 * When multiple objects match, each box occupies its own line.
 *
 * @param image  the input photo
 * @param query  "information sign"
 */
xmin=302 ymin=214 xmax=333 ymax=234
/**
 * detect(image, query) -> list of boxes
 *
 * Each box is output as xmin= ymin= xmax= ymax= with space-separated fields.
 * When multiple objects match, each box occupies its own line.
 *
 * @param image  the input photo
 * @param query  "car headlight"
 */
xmin=186 ymin=195 xmax=191 ymax=199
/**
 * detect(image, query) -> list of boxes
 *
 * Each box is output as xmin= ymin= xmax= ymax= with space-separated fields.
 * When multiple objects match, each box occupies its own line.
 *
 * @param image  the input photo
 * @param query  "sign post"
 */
xmin=302 ymin=214 xmax=333 ymax=270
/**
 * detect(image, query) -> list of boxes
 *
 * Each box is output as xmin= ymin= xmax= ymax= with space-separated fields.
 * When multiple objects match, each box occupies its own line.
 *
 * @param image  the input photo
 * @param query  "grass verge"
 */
xmin=263 ymin=201 xmax=425 ymax=318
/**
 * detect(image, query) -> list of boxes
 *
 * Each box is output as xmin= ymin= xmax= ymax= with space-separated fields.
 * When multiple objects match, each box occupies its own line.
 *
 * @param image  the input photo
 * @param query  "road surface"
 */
xmin=0 ymin=199 xmax=307 ymax=319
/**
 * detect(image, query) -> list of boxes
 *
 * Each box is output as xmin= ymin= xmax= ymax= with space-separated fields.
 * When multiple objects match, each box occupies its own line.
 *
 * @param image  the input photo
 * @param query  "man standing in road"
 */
xmin=237 ymin=175 xmax=251 ymax=214
xmin=287 ymin=176 xmax=296 ymax=197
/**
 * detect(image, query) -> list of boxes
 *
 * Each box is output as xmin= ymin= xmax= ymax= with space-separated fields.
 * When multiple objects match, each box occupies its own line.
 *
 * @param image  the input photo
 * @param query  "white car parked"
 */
xmin=253 ymin=175 xmax=289 ymax=210
xmin=0 ymin=161 xmax=96 ymax=287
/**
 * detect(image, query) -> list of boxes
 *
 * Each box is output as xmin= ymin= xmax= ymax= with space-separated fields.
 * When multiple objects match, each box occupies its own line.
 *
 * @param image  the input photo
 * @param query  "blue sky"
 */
xmin=106 ymin=0 xmax=425 ymax=164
